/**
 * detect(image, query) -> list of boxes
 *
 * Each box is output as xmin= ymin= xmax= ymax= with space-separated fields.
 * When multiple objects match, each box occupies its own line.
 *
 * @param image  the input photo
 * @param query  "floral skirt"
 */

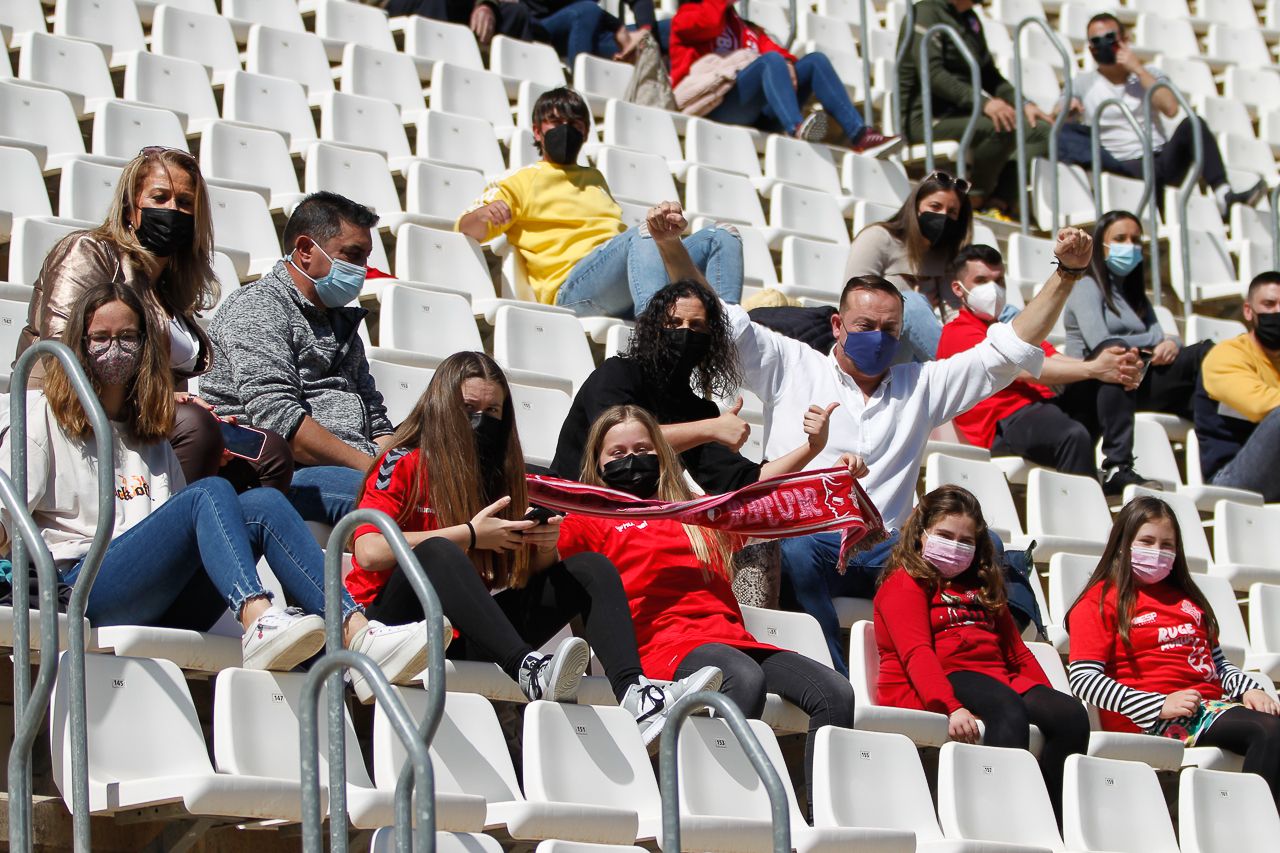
xmin=1149 ymin=699 xmax=1240 ymax=746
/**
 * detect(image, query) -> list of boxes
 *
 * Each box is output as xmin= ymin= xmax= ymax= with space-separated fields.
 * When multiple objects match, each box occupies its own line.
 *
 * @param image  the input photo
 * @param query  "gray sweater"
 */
xmin=201 ymin=261 xmax=392 ymax=455
xmin=1062 ymin=274 xmax=1174 ymax=359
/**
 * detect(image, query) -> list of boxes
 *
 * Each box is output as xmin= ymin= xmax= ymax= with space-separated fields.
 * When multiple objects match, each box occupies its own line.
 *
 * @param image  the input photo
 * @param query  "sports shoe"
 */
xmin=349 ymin=620 xmax=433 ymax=704
xmin=850 ymin=127 xmax=902 ymax=158
xmin=622 ymin=665 xmax=724 ymax=751
xmin=241 ymin=606 xmax=326 ymax=672
xmin=518 ymin=636 xmax=591 ymax=703
xmin=1102 ymin=465 xmax=1164 ymax=497
xmin=795 ymin=110 xmax=830 ymax=142
xmin=1218 ymin=178 xmax=1266 ymax=219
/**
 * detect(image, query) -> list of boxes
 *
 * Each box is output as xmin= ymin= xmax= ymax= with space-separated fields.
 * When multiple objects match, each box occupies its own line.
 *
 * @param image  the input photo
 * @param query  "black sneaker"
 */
xmin=1220 ymin=178 xmax=1266 ymax=218
xmin=1102 ymin=466 xmax=1164 ymax=497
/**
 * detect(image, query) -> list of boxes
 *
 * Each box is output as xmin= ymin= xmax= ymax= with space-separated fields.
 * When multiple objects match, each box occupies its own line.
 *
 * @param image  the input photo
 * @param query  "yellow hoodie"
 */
xmin=1201 ymin=333 xmax=1280 ymax=423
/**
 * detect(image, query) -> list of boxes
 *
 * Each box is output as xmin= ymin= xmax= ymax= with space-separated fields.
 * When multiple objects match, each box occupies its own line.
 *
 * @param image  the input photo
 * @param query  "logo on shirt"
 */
xmin=1181 ymin=600 xmax=1203 ymax=626
xmin=116 ymin=475 xmax=151 ymax=502
xmin=614 ymin=520 xmax=649 ymax=533
xmin=1132 ymin=611 xmax=1158 ymax=626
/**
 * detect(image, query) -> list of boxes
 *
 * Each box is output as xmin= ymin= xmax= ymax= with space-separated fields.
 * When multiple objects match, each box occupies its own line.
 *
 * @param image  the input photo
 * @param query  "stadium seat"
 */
xmin=489 ymin=35 xmax=566 ymax=90
xmin=371 ymin=830 xmax=507 ymax=853
xmin=510 ymin=382 xmax=573 ymax=468
xmin=597 ymin=146 xmax=680 ymax=220
xmin=393 ymin=224 xmax=497 ymax=306
xmin=1192 ymin=572 xmax=1280 ymax=678
xmin=1183 ymin=430 xmax=1265 ymax=511
xmin=0 ymin=297 xmax=30 ymax=391
xmin=769 ymin=183 xmax=850 ymax=246
xmin=58 ymin=157 xmax=122 ymax=223
xmin=842 ymin=154 xmax=911 ymax=206
xmin=605 ymin=323 xmax=634 ymax=358
xmin=0 ymin=79 xmax=91 ymax=171
xmin=8 ymin=216 xmax=95 ymax=287
xmin=367 ymin=357 xmax=436 ymax=425
xmin=1186 ymin=314 xmax=1247 ymax=344
xmin=734 ymin=225 xmax=781 ymax=291
xmin=1223 ymin=65 xmax=1280 ymax=115
xmin=937 ymin=742 xmax=1061 ymax=852
xmin=319 ymin=90 xmax=422 ymax=172
xmin=1134 ymin=13 xmax=1201 ymax=59
xmin=572 ymin=55 xmax=634 ymax=111
xmin=417 ymin=109 xmax=508 ymax=177
xmin=760 ymin=135 xmax=854 ymax=213
xmin=378 ymin=284 xmax=482 ymax=359
xmin=1202 ymin=96 xmax=1257 ymax=142
xmin=122 ymin=51 xmax=220 ymax=135
xmin=684 ymin=117 xmax=764 ymax=181
xmin=222 ymin=70 xmax=319 ymax=155
xmin=50 ymin=652 xmax=307 ymax=820
xmin=202 ymin=183 xmax=277 ymax=278
xmin=847 ymin=621 xmax=950 ymax=747
xmin=1025 ymin=469 xmax=1113 ymax=559
xmin=1248 ymin=583 xmax=1280 ymax=665
xmin=493 ymin=305 xmax=594 ymax=395
xmin=1222 ymin=133 xmax=1280 ymax=186
xmin=601 ymin=100 xmax=689 ymax=179
xmin=1005 ymin=232 xmax=1057 ymax=300
xmin=795 ymin=10 xmax=862 ymax=54
xmin=222 ymin=0 xmax=307 ymax=40
xmin=18 ymin=32 xmax=115 ymax=118
xmin=924 ymin=453 xmax=1032 ymax=550
xmin=54 ymin=0 xmax=145 ymax=67
xmin=340 ymin=44 xmax=427 ymax=124
xmin=522 ymin=701 xmax=657 ymax=842
xmin=0 ymin=145 xmax=53 ymax=242
xmin=1062 ymin=755 xmax=1179 ymax=852
xmin=1207 ymin=23 xmax=1275 ymax=69
xmin=779 ymin=236 xmax=847 ymax=300
xmin=400 ymin=16 xmax=484 ymax=77
xmin=429 ymin=61 xmax=517 ymax=144
xmin=1031 ymin=158 xmax=1096 ymax=231
xmin=740 ymin=605 xmax=834 ymax=668
xmin=199 ymin=120 xmax=306 ymax=214
xmin=314 ymin=0 xmax=395 ymax=59
xmin=91 ymin=100 xmax=188 ymax=160
xmin=1212 ymin=500 xmax=1280 ymax=591
xmin=151 ymin=5 xmax=241 ymax=85
xmin=245 ymin=24 xmax=335 ymax=105
xmin=850 ymin=200 xmax=899 ymax=238
xmin=1179 ymin=766 xmax=1280 ymax=853
xmin=401 ymin=161 xmax=485 ymax=232
xmin=304 ymin=142 xmax=436 ymax=232
xmin=678 ymin=715 xmax=915 ymax=852
xmin=0 ymin=0 xmax=47 ymax=50
xmin=684 ymin=166 xmax=769 ymax=239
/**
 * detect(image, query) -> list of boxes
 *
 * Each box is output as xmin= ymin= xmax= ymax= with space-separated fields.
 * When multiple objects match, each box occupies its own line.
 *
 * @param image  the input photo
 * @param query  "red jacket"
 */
xmin=874 ymin=568 xmax=1050 ymax=714
xmin=669 ymin=0 xmax=795 ymax=88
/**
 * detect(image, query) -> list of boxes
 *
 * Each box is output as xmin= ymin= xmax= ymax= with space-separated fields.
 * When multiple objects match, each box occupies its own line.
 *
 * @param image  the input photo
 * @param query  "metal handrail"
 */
xmin=1143 ymin=80 xmax=1201 ymax=314
xmin=919 ymin=23 xmax=983 ymax=180
xmin=658 ymin=691 xmax=791 ymax=853
xmin=5 ymin=473 xmax=61 ymax=853
xmin=300 ymin=650 xmax=434 ymax=853
xmin=1271 ymin=184 xmax=1280 ymax=270
xmin=1090 ymin=97 xmax=1152 ymax=221
xmin=892 ymin=0 xmax=916 ymax=139
xmin=321 ymin=510 xmax=447 ymax=853
xmin=859 ymin=0 xmax=875 ymax=129
xmin=1013 ymin=17 xmax=1073 ymax=235
xmin=8 ymin=341 xmax=114 ymax=853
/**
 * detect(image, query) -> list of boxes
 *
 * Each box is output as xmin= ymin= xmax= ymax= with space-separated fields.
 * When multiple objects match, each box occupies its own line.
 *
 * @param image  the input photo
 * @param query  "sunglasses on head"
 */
xmin=137 ymin=145 xmax=197 ymax=163
xmin=928 ymin=171 xmax=970 ymax=196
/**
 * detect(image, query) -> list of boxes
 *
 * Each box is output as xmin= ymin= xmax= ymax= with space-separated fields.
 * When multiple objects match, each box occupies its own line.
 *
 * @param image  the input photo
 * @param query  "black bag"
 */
xmin=0 ymin=563 xmax=74 ymax=612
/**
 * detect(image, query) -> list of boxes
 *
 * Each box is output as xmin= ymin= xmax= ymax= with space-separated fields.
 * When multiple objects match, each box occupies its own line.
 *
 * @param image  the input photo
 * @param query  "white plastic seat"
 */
xmin=685 ymin=118 xmax=763 ymax=180
xmin=1026 ymin=469 xmax=1113 ymax=559
xmin=1192 ymin=572 xmax=1276 ymax=677
xmin=58 ymin=157 xmax=122 ymax=223
xmin=91 ymin=100 xmax=188 ymax=160
xmin=851 ymin=200 xmax=900 ymax=237
xmin=596 ymin=146 xmax=679 ymax=214
xmin=122 ymin=51 xmax=219 ymax=134
xmin=401 ymin=16 xmax=484 ymax=77
xmin=371 ymin=830 xmax=506 ymax=853
xmin=678 ymin=716 xmax=914 ymax=853
xmin=1153 ymin=55 xmax=1217 ymax=104
xmin=1184 ymin=430 xmax=1264 ymax=510
xmin=8 ymin=216 xmax=95 ymax=286
xmin=1098 ymin=173 xmax=1153 ymax=227
xmin=924 ymin=453 xmax=1031 ymax=550
xmin=403 ymin=161 xmax=487 ymax=232
xmin=53 ymin=0 xmax=144 ymax=66
xmin=1134 ymin=13 xmax=1201 ymax=59
xmin=1248 ymin=583 xmax=1280 ymax=666
xmin=842 ymin=153 xmax=911 ymax=205
xmin=222 ymin=69 xmax=318 ymax=155
xmin=740 ymin=605 xmax=833 ymax=667
xmin=222 ymin=0 xmax=306 ymax=38
xmin=489 ymin=35 xmax=566 ymax=90
xmin=510 ymin=383 xmax=573 ymax=468
xmin=18 ymin=31 xmax=115 ymax=117
xmin=0 ymin=79 xmax=89 ymax=170
xmin=340 ymin=44 xmax=426 ymax=124
xmin=768 ymin=182 xmax=850 ymax=247
xmin=601 ymin=100 xmax=689 ymax=179
xmin=416 ymin=109 xmax=508 ymax=177
xmin=304 ymin=142 xmax=435 ymax=233
xmin=199 ymin=120 xmax=305 ymax=214
xmin=760 ymin=135 xmax=852 ymax=210
xmin=1179 ymin=766 xmax=1280 ymax=852
xmin=572 ymin=55 xmax=634 ymax=110
xmin=0 ymin=297 xmax=30 ymax=390
xmin=778 ymin=235 xmax=844 ymax=300
xmin=1187 ymin=314 xmax=1247 ymax=345
xmin=1212 ymin=500 xmax=1280 ymax=591
xmin=1223 ymin=65 xmax=1280 ymax=114
xmin=1207 ymin=24 xmax=1275 ymax=69
xmin=1005 ymin=232 xmax=1056 ymax=299
xmin=848 ymin=621 xmax=951 ymax=747
xmin=493 ymin=305 xmax=595 ymax=395
xmin=206 ymin=183 xmax=281 ymax=278
xmin=314 ymin=0 xmax=396 ymax=56
xmin=1202 ymin=96 xmax=1257 ymax=141
xmin=379 ymin=284 xmax=482 ymax=358
xmin=1222 ymin=133 xmax=1280 ymax=185
xmin=685 ymin=164 xmax=767 ymax=232
xmin=50 ymin=653 xmax=306 ymax=819
xmin=367 ymin=357 xmax=436 ymax=425
xmin=0 ymin=0 xmax=48 ymax=50
xmin=429 ymin=61 xmax=516 ymax=144
xmin=393 ymin=225 xmax=497 ymax=306
xmin=245 ymin=24 xmax=335 ymax=104
xmin=0 ymin=145 xmax=53 ymax=241
xmin=319 ymin=90 xmax=420 ymax=172
xmin=151 ymin=5 xmax=240 ymax=85
xmin=1062 ymin=754 xmax=1179 ymax=852
xmin=937 ymin=741 xmax=1062 ymax=851
xmin=1031 ymin=158 xmax=1095 ymax=230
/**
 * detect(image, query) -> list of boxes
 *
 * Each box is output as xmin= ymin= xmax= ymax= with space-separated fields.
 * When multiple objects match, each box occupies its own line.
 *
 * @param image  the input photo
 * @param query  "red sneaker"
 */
xmin=851 ymin=127 xmax=902 ymax=158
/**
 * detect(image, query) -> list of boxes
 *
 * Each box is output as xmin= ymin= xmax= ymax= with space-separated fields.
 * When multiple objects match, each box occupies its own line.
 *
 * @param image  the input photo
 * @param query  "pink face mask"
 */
xmin=923 ymin=534 xmax=976 ymax=579
xmin=1130 ymin=546 xmax=1176 ymax=584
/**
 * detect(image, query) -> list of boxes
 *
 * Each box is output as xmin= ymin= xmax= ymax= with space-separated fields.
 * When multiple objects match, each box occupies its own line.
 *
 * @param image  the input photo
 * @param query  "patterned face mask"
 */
xmin=87 ymin=337 xmax=143 ymax=385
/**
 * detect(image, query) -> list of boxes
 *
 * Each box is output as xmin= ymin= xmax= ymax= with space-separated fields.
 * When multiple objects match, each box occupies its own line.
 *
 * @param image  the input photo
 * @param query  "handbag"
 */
xmin=672 ymin=48 xmax=758 ymax=116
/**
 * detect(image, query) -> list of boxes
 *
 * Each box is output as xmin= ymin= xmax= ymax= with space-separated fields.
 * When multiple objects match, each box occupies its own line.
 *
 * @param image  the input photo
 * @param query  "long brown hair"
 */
xmin=1088 ymin=210 xmax=1146 ymax=315
xmin=354 ymin=352 xmax=529 ymax=589
xmin=44 ymin=282 xmax=175 ymax=441
xmin=577 ymin=404 xmax=734 ymax=579
xmin=869 ymin=171 xmax=974 ymax=274
xmin=882 ymin=485 xmax=1005 ymax=611
xmin=1066 ymin=495 xmax=1218 ymax=647
xmin=92 ymin=147 xmax=218 ymax=315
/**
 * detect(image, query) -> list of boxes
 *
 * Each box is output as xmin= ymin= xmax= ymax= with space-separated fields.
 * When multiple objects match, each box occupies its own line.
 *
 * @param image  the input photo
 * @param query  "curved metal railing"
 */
xmin=1090 ymin=97 xmax=1152 ymax=221
xmin=891 ymin=0 xmax=916 ymax=140
xmin=1143 ymin=80 xmax=1201 ymax=313
xmin=919 ymin=23 xmax=982 ymax=180
xmin=1271 ymin=184 xmax=1280 ymax=270
xmin=1012 ymin=17 xmax=1073 ymax=234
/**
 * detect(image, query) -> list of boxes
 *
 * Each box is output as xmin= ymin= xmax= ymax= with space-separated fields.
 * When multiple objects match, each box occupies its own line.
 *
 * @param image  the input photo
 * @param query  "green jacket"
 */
xmin=896 ymin=0 xmax=1015 ymax=130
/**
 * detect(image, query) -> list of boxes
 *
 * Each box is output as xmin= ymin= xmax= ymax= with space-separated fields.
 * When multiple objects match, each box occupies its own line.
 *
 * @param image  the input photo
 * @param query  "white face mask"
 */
xmin=960 ymin=281 xmax=1006 ymax=322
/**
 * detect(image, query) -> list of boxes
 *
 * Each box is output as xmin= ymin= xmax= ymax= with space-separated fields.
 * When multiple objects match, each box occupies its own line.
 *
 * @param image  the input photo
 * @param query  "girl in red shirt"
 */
xmin=348 ymin=352 xmax=721 ymax=746
xmin=875 ymin=485 xmax=1088 ymax=819
xmin=561 ymin=403 xmax=862 ymax=800
xmin=1067 ymin=495 xmax=1280 ymax=802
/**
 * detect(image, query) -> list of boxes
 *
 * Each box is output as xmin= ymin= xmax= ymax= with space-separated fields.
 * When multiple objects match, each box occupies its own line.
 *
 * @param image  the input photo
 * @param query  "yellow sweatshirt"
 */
xmin=457 ymin=161 xmax=625 ymax=304
xmin=1201 ymin=333 xmax=1280 ymax=423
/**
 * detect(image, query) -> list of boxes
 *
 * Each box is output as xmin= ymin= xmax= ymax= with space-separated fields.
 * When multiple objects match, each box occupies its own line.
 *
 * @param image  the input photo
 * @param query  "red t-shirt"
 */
xmin=557 ymin=514 xmax=776 ymax=680
xmin=669 ymin=0 xmax=795 ymax=87
xmin=873 ymin=568 xmax=1049 ymax=714
xmin=935 ymin=309 xmax=1057 ymax=448
xmin=1069 ymin=580 xmax=1223 ymax=733
xmin=347 ymin=448 xmax=438 ymax=607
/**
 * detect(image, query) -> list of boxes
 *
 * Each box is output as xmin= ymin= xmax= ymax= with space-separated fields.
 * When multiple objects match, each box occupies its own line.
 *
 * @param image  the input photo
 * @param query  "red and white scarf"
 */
xmin=527 ymin=467 xmax=886 ymax=569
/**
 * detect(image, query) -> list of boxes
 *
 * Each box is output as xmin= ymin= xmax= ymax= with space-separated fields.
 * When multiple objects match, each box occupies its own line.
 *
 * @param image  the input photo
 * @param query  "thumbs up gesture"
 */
xmin=804 ymin=402 xmax=841 ymax=451
xmin=712 ymin=397 xmax=750 ymax=451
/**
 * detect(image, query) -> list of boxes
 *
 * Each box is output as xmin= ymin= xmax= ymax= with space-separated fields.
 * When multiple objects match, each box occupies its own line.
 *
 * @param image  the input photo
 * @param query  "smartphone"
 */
xmin=523 ymin=506 xmax=562 ymax=525
xmin=219 ymin=421 xmax=268 ymax=461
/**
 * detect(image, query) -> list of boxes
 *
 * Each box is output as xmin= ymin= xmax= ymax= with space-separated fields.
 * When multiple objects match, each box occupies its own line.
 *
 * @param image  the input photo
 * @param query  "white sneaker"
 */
xmin=350 ymin=620 xmax=433 ymax=704
xmin=241 ymin=606 xmax=326 ymax=672
xmin=518 ymin=636 xmax=591 ymax=702
xmin=622 ymin=665 xmax=724 ymax=752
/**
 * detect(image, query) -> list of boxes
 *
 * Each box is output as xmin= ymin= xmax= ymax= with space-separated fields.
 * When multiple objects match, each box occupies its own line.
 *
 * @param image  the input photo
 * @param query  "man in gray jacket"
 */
xmin=202 ymin=192 xmax=394 ymax=524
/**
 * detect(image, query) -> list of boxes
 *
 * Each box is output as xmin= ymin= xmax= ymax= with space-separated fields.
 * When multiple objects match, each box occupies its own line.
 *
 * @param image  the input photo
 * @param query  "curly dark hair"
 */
xmin=625 ymin=279 xmax=742 ymax=398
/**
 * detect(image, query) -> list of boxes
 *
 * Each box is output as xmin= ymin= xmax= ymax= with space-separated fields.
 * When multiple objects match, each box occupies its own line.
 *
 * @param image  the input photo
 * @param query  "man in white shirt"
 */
xmin=1073 ymin=13 xmax=1261 ymax=220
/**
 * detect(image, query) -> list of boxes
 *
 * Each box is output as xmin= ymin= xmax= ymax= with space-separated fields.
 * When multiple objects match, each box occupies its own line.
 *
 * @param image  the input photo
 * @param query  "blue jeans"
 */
xmin=896 ymin=290 xmax=942 ymax=364
xmin=287 ymin=465 xmax=364 ymax=527
xmin=63 ymin=478 xmax=359 ymax=629
xmin=532 ymin=0 xmax=621 ymax=64
xmin=555 ymin=225 xmax=744 ymax=318
xmin=1212 ymin=407 xmax=1280 ymax=501
xmin=708 ymin=52 xmax=866 ymax=142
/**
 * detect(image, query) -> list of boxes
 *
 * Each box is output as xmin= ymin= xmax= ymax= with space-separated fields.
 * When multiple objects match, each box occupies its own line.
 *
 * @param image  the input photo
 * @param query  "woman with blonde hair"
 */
xmin=18 ymin=146 xmax=289 ymax=489
xmin=562 ymin=403 xmax=860 ymax=798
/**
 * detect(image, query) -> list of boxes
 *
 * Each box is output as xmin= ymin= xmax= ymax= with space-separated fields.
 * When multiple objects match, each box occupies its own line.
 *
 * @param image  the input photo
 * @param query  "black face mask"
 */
xmin=1255 ymin=312 xmax=1280 ymax=351
xmin=135 ymin=207 xmax=195 ymax=257
xmin=542 ymin=124 xmax=586 ymax=166
xmin=660 ymin=326 xmax=713 ymax=375
xmin=469 ymin=412 xmax=507 ymax=461
xmin=1088 ymin=32 xmax=1118 ymax=66
xmin=600 ymin=453 xmax=661 ymax=498
xmin=917 ymin=211 xmax=964 ymax=248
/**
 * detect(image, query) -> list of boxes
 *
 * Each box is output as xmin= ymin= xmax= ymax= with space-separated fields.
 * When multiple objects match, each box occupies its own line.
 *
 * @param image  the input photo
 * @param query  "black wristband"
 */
xmin=1053 ymin=258 xmax=1089 ymax=276
xmin=465 ymin=521 xmax=476 ymax=550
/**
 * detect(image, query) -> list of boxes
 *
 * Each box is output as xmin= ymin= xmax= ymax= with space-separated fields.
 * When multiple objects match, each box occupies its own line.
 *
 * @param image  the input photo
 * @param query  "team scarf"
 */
xmin=527 ymin=467 xmax=887 ymax=570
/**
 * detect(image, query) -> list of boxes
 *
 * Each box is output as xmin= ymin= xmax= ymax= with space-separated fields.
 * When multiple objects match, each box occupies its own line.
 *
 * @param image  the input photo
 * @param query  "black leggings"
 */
xmin=1197 ymin=705 xmax=1280 ymax=805
xmin=364 ymin=538 xmax=645 ymax=700
xmin=674 ymin=643 xmax=855 ymax=804
xmin=948 ymin=671 xmax=1091 ymax=821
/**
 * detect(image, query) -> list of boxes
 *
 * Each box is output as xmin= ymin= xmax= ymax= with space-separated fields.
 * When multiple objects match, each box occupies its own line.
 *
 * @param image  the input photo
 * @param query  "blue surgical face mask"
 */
xmin=1105 ymin=242 xmax=1142 ymax=277
xmin=841 ymin=329 xmax=899 ymax=376
xmin=289 ymin=240 xmax=367 ymax=308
